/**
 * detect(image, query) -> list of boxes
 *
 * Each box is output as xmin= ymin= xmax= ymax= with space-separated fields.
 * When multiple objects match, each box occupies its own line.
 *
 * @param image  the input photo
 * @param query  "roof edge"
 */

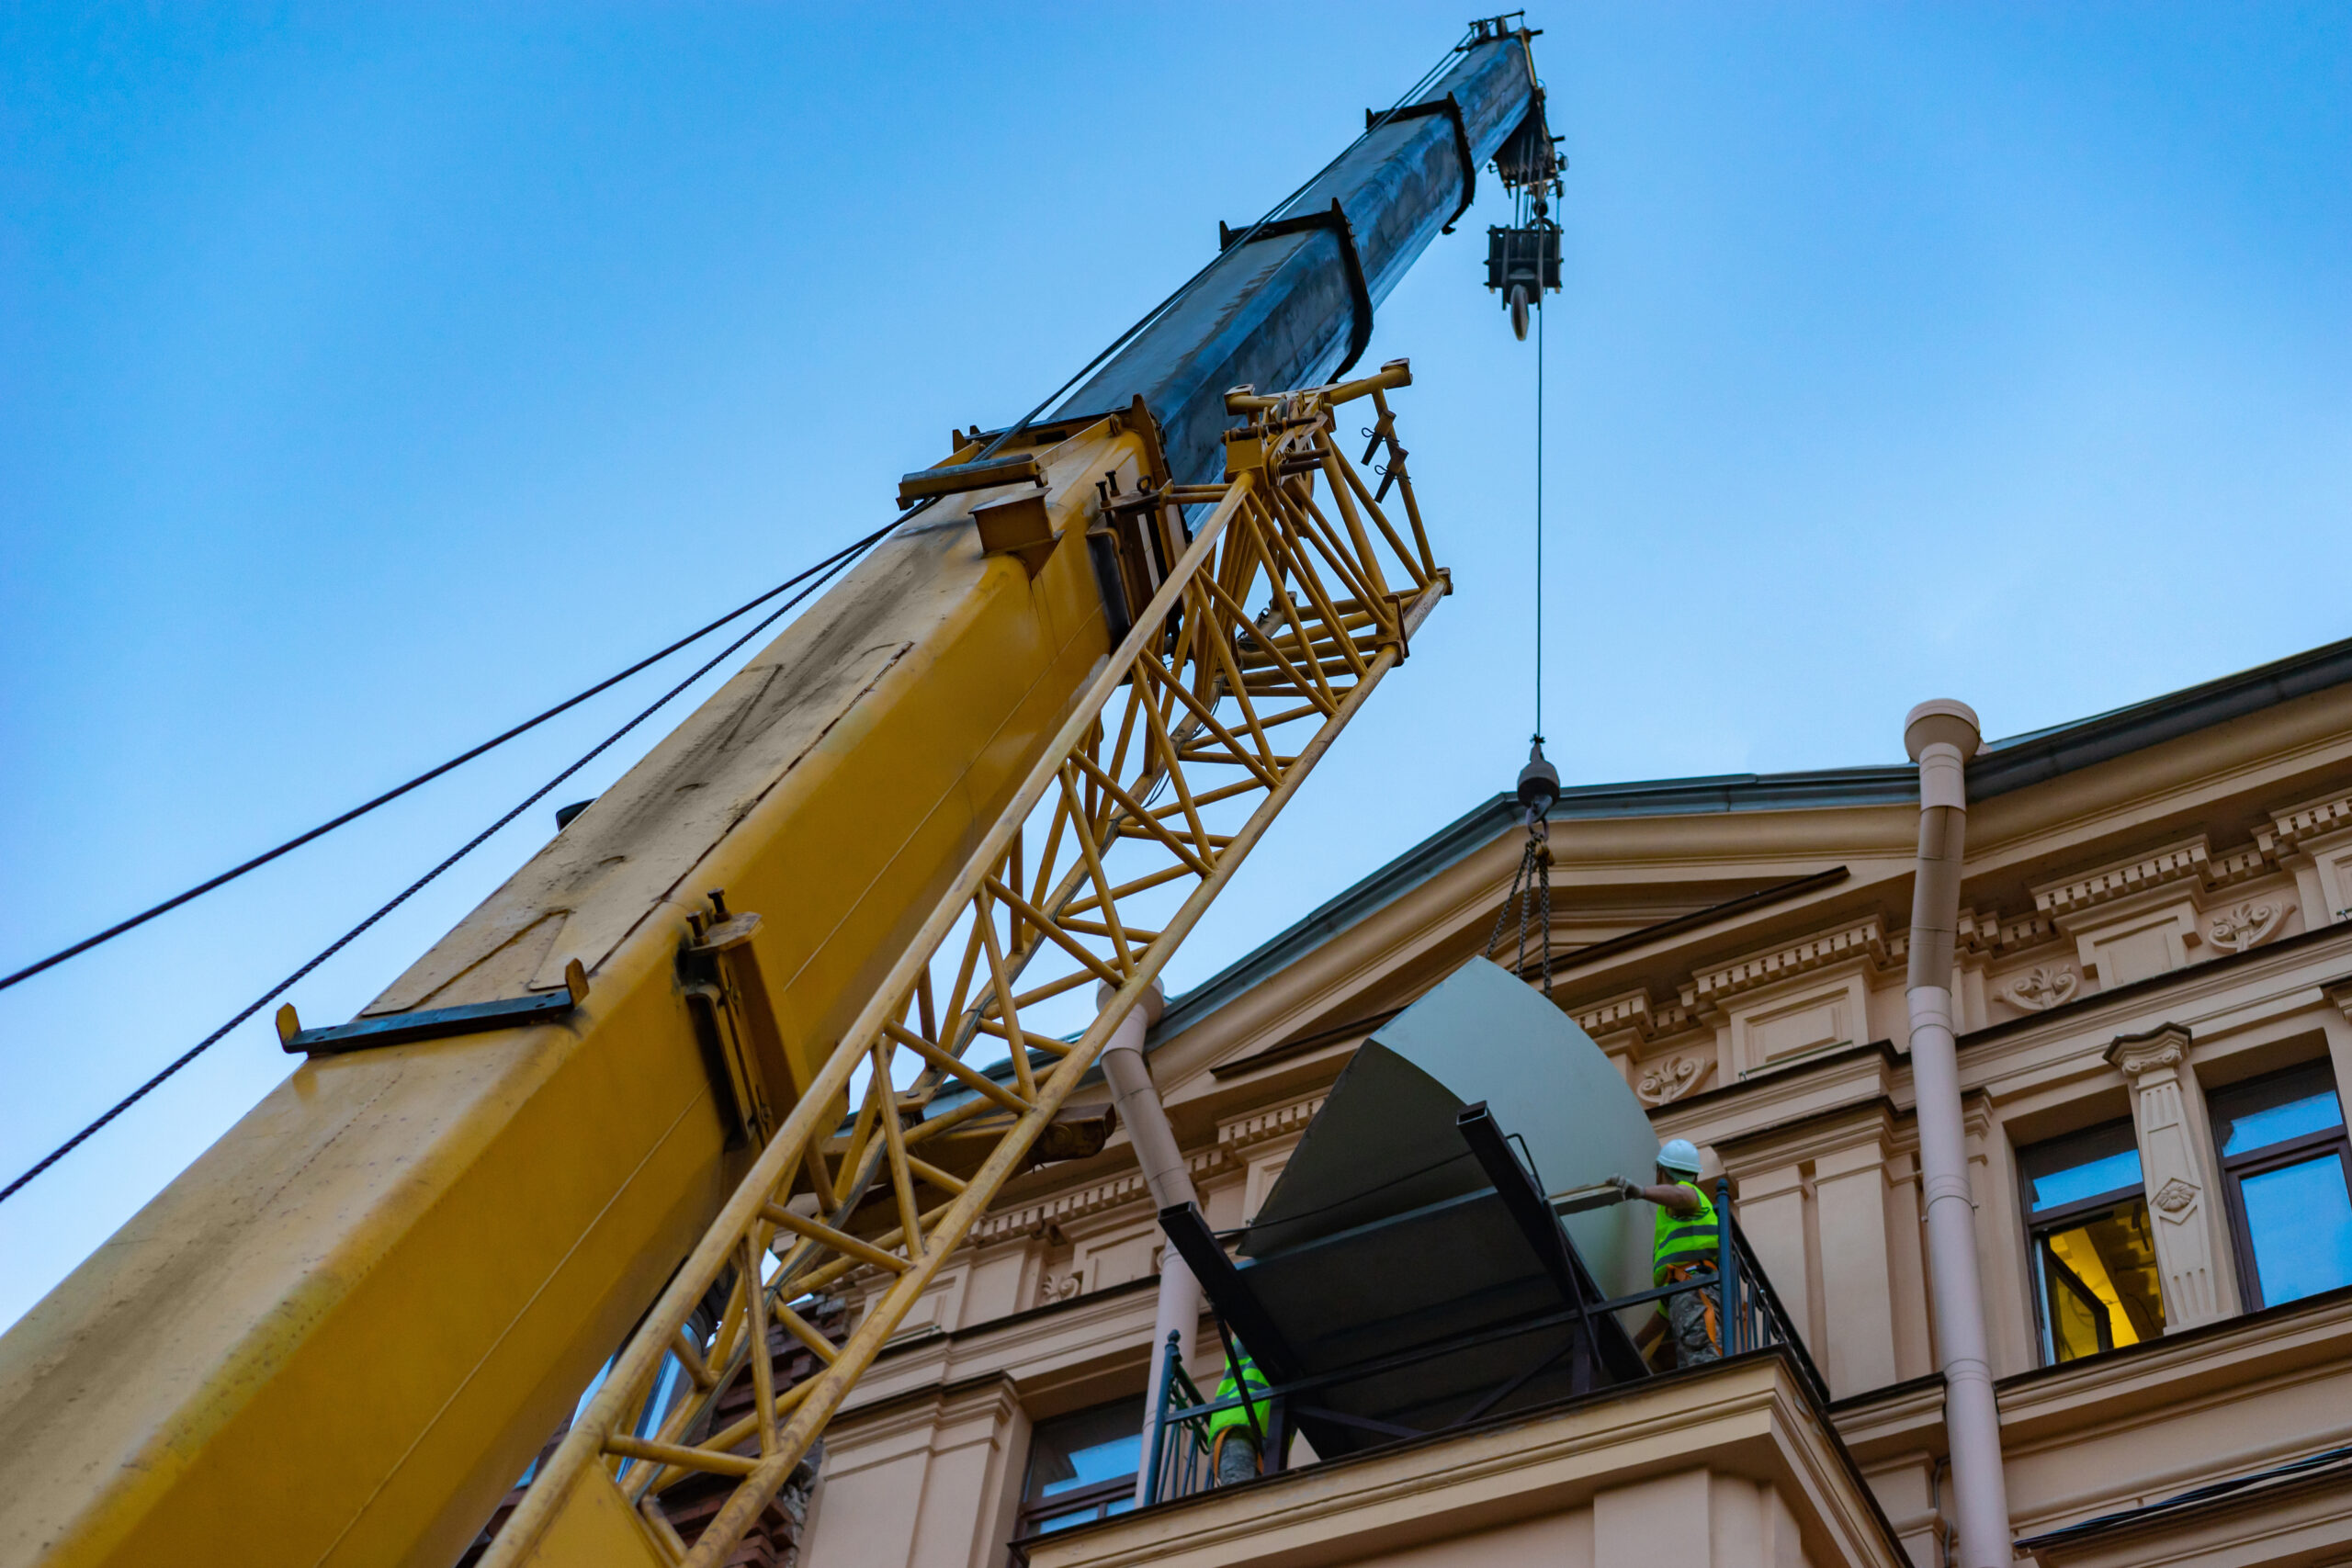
xmin=1153 ymin=636 xmax=2352 ymax=1050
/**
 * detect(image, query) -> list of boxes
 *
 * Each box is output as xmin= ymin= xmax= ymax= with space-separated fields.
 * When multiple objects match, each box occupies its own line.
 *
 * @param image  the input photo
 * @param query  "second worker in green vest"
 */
xmin=1206 ymin=1344 xmax=1273 ymax=1484
xmin=1609 ymin=1137 xmax=1723 ymax=1368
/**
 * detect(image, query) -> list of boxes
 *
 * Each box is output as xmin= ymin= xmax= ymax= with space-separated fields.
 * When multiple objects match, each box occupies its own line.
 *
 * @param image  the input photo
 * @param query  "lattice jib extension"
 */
xmin=481 ymin=359 xmax=1446 ymax=1568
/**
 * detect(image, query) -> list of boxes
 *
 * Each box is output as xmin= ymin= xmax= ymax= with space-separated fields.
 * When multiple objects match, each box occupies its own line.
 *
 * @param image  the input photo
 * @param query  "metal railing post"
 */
xmin=1145 ymin=1329 xmax=1181 ymax=1506
xmin=1716 ymin=1175 xmax=1738 ymax=1355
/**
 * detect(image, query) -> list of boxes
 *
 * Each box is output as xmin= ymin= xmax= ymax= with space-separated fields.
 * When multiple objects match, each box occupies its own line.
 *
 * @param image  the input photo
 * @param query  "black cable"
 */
xmin=0 ymin=540 xmax=891 ymax=997
xmin=0 ymin=513 xmax=907 ymax=1203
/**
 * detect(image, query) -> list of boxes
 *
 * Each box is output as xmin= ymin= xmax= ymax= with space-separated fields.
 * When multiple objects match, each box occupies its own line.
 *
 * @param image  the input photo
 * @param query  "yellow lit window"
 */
xmin=2018 ymin=1122 xmax=2167 ymax=1364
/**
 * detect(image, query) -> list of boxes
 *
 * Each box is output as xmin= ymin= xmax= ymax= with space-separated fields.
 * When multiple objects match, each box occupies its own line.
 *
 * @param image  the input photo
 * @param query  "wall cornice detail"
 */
xmin=1216 ymin=1096 xmax=1326 ymax=1154
xmin=1572 ymin=987 xmax=1694 ymax=1043
xmin=1959 ymin=907 xmax=2055 ymax=953
xmin=2034 ymin=836 xmax=2218 ymax=918
xmin=968 ymin=1143 xmax=1232 ymax=1246
xmin=968 ymin=1098 xmax=1325 ymax=1247
xmin=2030 ymin=832 xmax=2282 ymax=925
xmin=2258 ymin=791 xmax=2352 ymax=858
xmin=1679 ymin=917 xmax=1899 ymax=1011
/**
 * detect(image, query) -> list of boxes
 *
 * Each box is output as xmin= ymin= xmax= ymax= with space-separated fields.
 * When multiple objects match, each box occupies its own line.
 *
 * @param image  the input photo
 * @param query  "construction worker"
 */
xmin=1611 ymin=1138 xmax=1722 ymax=1368
xmin=1205 ymin=1341 xmax=1272 ymax=1484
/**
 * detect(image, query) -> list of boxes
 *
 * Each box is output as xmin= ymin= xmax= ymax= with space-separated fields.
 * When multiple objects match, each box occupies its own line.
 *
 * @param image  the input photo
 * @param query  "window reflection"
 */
xmin=2215 ymin=1064 xmax=2344 ymax=1156
xmin=2212 ymin=1064 xmax=2352 ymax=1309
xmin=1019 ymin=1396 xmax=1146 ymax=1540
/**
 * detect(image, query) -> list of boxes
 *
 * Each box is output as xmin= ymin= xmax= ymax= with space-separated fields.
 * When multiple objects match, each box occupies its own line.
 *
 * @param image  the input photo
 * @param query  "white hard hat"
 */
xmin=1657 ymin=1138 xmax=1702 ymax=1176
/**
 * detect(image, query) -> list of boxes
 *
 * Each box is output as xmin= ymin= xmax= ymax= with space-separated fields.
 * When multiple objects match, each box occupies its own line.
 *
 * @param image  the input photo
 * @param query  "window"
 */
xmin=1015 ymin=1397 xmax=1145 ymax=1541
xmin=2211 ymin=1062 xmax=2352 ymax=1310
xmin=2019 ymin=1121 xmax=2166 ymax=1364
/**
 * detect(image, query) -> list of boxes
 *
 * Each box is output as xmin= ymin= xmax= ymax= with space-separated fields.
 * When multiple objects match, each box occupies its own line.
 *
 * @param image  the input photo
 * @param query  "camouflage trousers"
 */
xmin=1664 ymin=1265 xmax=1722 ymax=1367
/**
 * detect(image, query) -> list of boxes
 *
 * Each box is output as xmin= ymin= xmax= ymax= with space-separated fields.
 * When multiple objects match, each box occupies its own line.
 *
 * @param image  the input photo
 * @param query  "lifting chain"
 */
xmin=1483 ymin=816 xmax=1553 ymax=995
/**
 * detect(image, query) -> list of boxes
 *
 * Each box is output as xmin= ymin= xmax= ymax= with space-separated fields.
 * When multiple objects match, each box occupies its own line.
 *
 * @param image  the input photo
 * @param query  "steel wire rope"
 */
xmin=0 ymin=518 xmax=901 ymax=1203
xmin=0 ymin=536 xmax=902 ymax=996
xmin=1534 ymin=281 xmax=1545 ymax=744
xmin=0 ymin=28 xmax=1480 ymax=1202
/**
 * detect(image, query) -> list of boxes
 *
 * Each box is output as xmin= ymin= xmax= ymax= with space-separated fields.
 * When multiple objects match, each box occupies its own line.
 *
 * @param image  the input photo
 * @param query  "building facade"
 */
xmin=801 ymin=639 xmax=2352 ymax=1568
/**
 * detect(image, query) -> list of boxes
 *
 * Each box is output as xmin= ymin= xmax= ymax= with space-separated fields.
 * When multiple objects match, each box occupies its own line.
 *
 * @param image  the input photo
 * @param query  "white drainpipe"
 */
xmin=1903 ymin=700 xmax=2013 ymax=1568
xmin=1095 ymin=981 xmax=1202 ymax=1504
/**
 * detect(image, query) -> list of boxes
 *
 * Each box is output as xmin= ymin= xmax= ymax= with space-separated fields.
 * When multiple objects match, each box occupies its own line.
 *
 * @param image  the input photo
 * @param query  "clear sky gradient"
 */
xmin=3 ymin=4 xmax=2346 ymax=1327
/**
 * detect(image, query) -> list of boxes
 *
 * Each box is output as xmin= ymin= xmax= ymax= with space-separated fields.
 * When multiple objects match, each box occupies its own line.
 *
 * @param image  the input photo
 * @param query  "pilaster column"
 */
xmin=2104 ymin=1023 xmax=2241 ymax=1329
xmin=1813 ymin=1138 xmax=1901 ymax=1395
xmin=1730 ymin=1163 xmax=1814 ymax=1354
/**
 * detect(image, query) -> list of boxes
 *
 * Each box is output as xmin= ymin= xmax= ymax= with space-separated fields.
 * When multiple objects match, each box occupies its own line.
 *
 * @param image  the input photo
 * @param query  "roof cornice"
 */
xmin=1153 ymin=635 xmax=2352 ymax=1050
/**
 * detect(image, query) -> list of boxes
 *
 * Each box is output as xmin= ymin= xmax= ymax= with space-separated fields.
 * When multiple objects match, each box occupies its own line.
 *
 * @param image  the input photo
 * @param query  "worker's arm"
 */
xmin=1609 ymin=1176 xmax=1703 ymax=1216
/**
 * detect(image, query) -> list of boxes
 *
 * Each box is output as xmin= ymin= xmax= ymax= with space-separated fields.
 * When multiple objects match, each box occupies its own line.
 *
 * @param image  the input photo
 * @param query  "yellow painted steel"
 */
xmin=487 ymin=366 xmax=1442 ymax=1568
xmin=0 ymin=412 xmax=1164 ymax=1568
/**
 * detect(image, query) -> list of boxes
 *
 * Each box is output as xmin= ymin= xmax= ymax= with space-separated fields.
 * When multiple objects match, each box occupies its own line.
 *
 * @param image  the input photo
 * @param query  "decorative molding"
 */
xmin=2005 ymin=964 xmax=2079 ymax=1011
xmin=2257 ymin=792 xmax=2352 ymax=858
xmin=971 ymin=1163 xmax=1188 ymax=1246
xmin=2034 ymin=837 xmax=2215 ymax=919
xmin=1959 ymin=908 xmax=2055 ymax=954
xmin=973 ymin=1100 xmax=1320 ymax=1247
xmin=2209 ymin=899 xmax=2293 ymax=953
xmin=1572 ymin=988 xmax=1694 ymax=1043
xmin=2031 ymin=831 xmax=2287 ymax=924
xmin=2206 ymin=844 xmax=2275 ymax=888
xmin=2105 ymin=1022 xmax=2190 ymax=1077
xmin=1216 ymin=1096 xmax=1325 ymax=1155
xmin=1635 ymin=1055 xmax=1712 ymax=1106
xmin=1679 ymin=918 xmax=1897 ymax=1011
xmin=2151 ymin=1177 xmax=2199 ymax=1215
xmin=1036 ymin=1271 xmax=1082 ymax=1306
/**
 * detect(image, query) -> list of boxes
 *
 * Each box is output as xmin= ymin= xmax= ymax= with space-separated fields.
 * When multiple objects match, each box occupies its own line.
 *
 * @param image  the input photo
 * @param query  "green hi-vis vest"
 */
xmin=1653 ymin=1180 xmax=1722 ymax=1283
xmin=1206 ymin=1348 xmax=1272 ymax=1439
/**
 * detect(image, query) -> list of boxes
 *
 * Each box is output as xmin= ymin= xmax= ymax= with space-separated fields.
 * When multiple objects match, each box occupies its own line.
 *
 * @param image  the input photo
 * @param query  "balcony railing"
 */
xmin=1144 ymin=1179 xmax=1826 ymax=1506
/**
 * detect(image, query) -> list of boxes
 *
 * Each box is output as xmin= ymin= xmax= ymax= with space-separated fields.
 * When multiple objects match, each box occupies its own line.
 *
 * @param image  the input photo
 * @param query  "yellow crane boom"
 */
xmin=489 ymin=370 xmax=1442 ymax=1566
xmin=0 ymin=369 xmax=1443 ymax=1568
xmin=0 ymin=22 xmax=1543 ymax=1564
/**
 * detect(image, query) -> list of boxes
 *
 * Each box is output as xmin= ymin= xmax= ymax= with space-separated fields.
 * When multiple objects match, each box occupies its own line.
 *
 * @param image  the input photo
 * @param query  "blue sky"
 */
xmin=2 ymin=4 xmax=2346 ymax=1327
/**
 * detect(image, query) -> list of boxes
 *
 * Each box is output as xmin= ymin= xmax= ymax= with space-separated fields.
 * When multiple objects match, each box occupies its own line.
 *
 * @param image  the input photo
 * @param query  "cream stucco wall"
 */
xmin=808 ymin=686 xmax=2352 ymax=1568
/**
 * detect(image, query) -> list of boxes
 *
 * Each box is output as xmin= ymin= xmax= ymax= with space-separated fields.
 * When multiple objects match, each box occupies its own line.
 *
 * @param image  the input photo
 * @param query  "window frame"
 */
xmin=1012 ymin=1472 xmax=1137 ymax=1540
xmin=2017 ymin=1120 xmax=2160 ymax=1367
xmin=1011 ymin=1395 xmax=1146 ymax=1553
xmin=2213 ymin=1093 xmax=2352 ymax=1311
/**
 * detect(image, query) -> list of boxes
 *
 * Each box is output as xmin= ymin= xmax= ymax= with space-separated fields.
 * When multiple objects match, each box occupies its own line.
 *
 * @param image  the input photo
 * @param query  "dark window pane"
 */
xmin=1023 ymin=1397 xmax=1145 ymax=1505
xmin=2035 ymin=1200 xmax=2165 ymax=1361
xmin=2021 ymin=1121 xmax=2143 ymax=1213
xmin=2240 ymin=1154 xmax=2352 ymax=1306
xmin=2213 ymin=1064 xmax=2344 ymax=1157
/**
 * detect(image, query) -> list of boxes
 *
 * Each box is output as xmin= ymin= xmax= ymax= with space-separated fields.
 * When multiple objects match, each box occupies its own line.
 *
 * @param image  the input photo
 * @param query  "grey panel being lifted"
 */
xmin=1245 ymin=956 xmax=1659 ymax=1303
xmin=1170 ymin=958 xmax=1665 ymax=1457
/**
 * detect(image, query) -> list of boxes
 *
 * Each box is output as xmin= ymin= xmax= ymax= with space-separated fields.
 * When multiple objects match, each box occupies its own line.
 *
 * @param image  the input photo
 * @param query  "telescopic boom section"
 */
xmin=488 ymin=366 xmax=1446 ymax=1567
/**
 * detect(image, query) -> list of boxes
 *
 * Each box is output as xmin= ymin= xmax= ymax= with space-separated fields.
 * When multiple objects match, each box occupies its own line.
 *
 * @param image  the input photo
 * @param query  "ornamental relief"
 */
xmin=2006 ymin=964 xmax=2079 ymax=1011
xmin=1636 ymin=1055 xmax=1712 ymax=1106
xmin=2209 ymin=899 xmax=2293 ymax=953
xmin=2151 ymin=1177 xmax=2200 ymax=1217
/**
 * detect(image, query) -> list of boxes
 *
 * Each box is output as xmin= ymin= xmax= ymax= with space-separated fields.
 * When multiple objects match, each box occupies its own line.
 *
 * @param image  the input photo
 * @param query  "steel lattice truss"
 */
xmin=484 ymin=362 xmax=1445 ymax=1568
